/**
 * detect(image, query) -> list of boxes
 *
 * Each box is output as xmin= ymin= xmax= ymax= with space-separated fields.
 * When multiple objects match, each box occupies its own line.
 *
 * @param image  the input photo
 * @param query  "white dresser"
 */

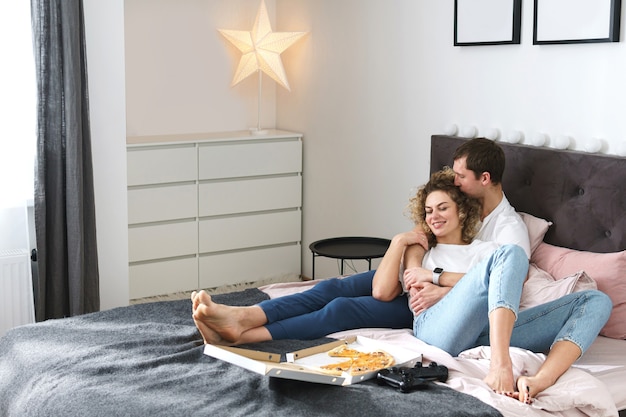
xmin=126 ymin=130 xmax=303 ymax=299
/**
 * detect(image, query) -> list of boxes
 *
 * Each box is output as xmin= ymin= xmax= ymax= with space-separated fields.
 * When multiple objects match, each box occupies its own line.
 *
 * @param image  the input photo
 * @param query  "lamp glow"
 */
xmin=585 ymin=137 xmax=602 ymax=153
xmin=461 ymin=126 xmax=477 ymax=138
xmin=531 ymin=133 xmax=547 ymax=147
xmin=554 ymin=135 xmax=571 ymax=150
xmin=505 ymin=130 xmax=523 ymax=144
xmin=218 ymin=0 xmax=307 ymax=132
xmin=443 ymin=124 xmax=458 ymax=136
xmin=484 ymin=128 xmax=500 ymax=141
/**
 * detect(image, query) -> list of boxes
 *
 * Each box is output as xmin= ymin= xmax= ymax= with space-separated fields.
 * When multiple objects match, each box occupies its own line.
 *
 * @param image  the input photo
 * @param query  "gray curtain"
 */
xmin=31 ymin=0 xmax=99 ymax=321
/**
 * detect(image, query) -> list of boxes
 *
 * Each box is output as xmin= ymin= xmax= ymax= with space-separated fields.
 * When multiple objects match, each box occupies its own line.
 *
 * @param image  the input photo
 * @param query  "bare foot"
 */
xmin=483 ymin=360 xmax=516 ymax=396
xmin=192 ymin=314 xmax=232 ymax=345
xmin=513 ymin=375 xmax=555 ymax=404
xmin=191 ymin=290 xmax=247 ymax=344
xmin=191 ymin=291 xmax=200 ymax=314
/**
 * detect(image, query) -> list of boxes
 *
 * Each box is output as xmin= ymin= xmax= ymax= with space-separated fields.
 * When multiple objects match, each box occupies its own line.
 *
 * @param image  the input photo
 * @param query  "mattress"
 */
xmin=261 ymin=280 xmax=625 ymax=417
xmin=574 ymin=335 xmax=626 ymax=411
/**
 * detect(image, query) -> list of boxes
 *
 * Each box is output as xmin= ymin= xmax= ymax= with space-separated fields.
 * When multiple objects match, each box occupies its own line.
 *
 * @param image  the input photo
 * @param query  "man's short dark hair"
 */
xmin=453 ymin=138 xmax=505 ymax=184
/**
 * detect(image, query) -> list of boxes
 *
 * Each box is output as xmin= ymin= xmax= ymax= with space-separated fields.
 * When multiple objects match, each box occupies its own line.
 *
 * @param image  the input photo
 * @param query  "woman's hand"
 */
xmin=403 ymin=266 xmax=433 ymax=289
xmin=392 ymin=228 xmax=428 ymax=250
xmin=408 ymin=283 xmax=450 ymax=316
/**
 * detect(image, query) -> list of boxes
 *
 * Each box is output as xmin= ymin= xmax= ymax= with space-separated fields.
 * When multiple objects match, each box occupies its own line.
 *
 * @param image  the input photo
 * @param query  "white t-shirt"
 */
xmin=476 ymin=194 xmax=530 ymax=258
xmin=422 ymin=240 xmax=499 ymax=273
xmin=401 ymin=240 xmax=499 ymax=298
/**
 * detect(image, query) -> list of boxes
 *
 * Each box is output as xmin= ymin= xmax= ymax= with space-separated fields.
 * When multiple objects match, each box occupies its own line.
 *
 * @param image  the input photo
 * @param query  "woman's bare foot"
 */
xmin=483 ymin=360 xmax=516 ymax=396
xmin=192 ymin=314 xmax=232 ymax=345
xmin=191 ymin=290 xmax=248 ymax=344
xmin=514 ymin=375 xmax=555 ymax=404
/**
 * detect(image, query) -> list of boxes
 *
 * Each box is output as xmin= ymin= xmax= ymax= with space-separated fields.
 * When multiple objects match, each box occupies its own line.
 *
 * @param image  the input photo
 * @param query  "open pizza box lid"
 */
xmin=204 ymin=335 xmax=422 ymax=386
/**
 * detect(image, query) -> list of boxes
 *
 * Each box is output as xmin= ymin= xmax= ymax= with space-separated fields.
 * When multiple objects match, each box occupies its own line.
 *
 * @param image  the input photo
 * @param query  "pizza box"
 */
xmin=203 ymin=335 xmax=422 ymax=386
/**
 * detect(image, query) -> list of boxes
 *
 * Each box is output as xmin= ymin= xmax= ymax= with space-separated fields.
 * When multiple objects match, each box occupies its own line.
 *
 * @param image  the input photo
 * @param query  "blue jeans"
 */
xmin=413 ymin=244 xmax=612 ymax=357
xmin=260 ymin=270 xmax=413 ymax=340
xmin=413 ymin=244 xmax=529 ymax=356
xmin=482 ymin=289 xmax=612 ymax=355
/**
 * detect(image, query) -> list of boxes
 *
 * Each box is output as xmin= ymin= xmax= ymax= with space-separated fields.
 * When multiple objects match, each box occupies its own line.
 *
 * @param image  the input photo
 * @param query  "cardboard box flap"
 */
xmin=285 ymin=337 xmax=353 ymax=363
xmin=219 ymin=345 xmax=283 ymax=363
xmin=204 ymin=343 xmax=275 ymax=375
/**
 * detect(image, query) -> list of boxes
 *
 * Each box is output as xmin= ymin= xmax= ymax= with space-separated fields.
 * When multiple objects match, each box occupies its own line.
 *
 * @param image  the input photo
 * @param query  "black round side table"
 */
xmin=308 ymin=236 xmax=391 ymax=279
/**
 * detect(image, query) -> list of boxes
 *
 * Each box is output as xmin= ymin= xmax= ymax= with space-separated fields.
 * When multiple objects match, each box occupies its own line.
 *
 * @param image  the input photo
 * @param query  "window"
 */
xmin=0 ymin=2 xmax=36 ymax=252
xmin=0 ymin=1 xmax=36 ymax=210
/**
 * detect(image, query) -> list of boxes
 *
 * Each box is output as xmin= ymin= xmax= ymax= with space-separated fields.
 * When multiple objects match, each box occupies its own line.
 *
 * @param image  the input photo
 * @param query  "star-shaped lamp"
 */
xmin=218 ymin=0 xmax=306 ymax=133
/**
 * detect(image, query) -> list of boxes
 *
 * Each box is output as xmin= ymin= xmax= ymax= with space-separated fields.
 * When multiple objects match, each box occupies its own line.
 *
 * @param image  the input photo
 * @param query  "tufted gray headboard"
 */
xmin=430 ymin=135 xmax=626 ymax=254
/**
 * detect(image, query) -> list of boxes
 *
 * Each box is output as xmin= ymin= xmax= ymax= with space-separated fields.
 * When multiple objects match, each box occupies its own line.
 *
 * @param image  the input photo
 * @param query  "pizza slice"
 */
xmin=319 ymin=345 xmax=395 ymax=376
xmin=349 ymin=351 xmax=395 ymax=375
xmin=326 ymin=344 xmax=363 ymax=358
xmin=318 ymin=358 xmax=354 ymax=376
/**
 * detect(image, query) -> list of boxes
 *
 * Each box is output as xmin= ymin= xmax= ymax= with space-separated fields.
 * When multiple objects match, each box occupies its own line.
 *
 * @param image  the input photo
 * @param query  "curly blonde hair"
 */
xmin=407 ymin=168 xmax=482 ymax=248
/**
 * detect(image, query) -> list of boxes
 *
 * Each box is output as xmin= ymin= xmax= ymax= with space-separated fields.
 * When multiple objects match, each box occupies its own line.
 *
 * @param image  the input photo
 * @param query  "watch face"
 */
xmin=434 ymin=267 xmax=443 ymax=273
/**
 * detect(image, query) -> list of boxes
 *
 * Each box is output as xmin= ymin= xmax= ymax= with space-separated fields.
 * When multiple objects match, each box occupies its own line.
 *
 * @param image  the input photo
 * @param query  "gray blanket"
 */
xmin=0 ymin=288 xmax=502 ymax=417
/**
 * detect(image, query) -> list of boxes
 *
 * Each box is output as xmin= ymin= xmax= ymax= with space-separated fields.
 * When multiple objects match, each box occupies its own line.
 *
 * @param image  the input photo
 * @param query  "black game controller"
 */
xmin=376 ymin=362 xmax=448 ymax=393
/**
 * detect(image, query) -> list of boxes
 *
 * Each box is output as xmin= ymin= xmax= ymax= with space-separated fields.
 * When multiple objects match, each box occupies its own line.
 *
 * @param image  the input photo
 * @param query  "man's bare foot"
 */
xmin=191 ymin=290 xmax=247 ymax=344
xmin=483 ymin=361 xmax=516 ymax=396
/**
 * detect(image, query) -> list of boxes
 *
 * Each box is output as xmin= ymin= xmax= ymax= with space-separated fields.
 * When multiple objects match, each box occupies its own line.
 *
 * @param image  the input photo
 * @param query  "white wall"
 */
xmin=116 ymin=1 xmax=626 ymax=285
xmin=276 ymin=0 xmax=626 ymax=278
xmin=124 ymin=0 xmax=277 ymax=136
xmin=84 ymin=0 xmax=129 ymax=309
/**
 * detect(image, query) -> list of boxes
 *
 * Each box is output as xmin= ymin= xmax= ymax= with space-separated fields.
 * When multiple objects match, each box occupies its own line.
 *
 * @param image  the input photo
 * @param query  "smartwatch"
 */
xmin=432 ymin=267 xmax=443 ymax=286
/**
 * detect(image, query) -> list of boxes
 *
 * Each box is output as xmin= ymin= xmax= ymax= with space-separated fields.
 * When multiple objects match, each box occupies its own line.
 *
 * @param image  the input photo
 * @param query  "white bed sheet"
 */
xmin=575 ymin=336 xmax=626 ymax=411
xmin=260 ymin=280 xmax=625 ymax=417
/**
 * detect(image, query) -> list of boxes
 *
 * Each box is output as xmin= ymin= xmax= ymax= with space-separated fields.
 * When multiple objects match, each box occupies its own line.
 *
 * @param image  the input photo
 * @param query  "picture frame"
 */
xmin=454 ymin=0 xmax=522 ymax=46
xmin=533 ymin=0 xmax=622 ymax=44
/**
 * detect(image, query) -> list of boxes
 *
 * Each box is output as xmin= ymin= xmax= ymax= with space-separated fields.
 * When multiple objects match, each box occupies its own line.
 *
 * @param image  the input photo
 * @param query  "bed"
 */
xmin=0 ymin=134 xmax=624 ymax=417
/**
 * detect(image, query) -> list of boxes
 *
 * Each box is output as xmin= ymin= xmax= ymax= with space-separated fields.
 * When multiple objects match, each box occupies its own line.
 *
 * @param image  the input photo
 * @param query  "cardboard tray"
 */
xmin=204 ymin=335 xmax=422 ymax=386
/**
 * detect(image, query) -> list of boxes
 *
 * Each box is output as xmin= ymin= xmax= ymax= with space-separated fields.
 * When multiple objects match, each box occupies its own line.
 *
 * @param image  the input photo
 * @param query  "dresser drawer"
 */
xmin=129 ymin=257 xmax=198 ymax=299
xmin=127 ymin=145 xmax=197 ymax=186
xmin=129 ymin=221 xmax=198 ymax=262
xmin=198 ymin=139 xmax=301 ymax=180
xmin=199 ymin=210 xmax=301 ymax=253
xmin=126 ymin=131 xmax=303 ymax=300
xmin=199 ymin=244 xmax=301 ymax=289
xmin=199 ymin=175 xmax=301 ymax=217
xmin=128 ymin=184 xmax=197 ymax=224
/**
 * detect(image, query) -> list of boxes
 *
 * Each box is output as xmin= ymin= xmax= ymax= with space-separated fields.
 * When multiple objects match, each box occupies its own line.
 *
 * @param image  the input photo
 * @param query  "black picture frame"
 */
xmin=454 ymin=0 xmax=522 ymax=46
xmin=533 ymin=0 xmax=622 ymax=44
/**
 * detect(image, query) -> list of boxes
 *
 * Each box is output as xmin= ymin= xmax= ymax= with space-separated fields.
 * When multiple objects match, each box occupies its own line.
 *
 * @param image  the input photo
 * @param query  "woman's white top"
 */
xmin=422 ymin=240 xmax=499 ymax=273
xmin=400 ymin=240 xmax=499 ymax=294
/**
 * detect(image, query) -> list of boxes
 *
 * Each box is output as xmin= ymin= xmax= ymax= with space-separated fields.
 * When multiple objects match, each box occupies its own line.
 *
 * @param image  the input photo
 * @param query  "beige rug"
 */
xmin=130 ymin=274 xmax=305 ymax=305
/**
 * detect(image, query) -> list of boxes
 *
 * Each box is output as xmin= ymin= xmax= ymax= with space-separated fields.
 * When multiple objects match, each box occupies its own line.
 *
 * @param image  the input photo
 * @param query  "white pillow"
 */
xmin=518 ymin=212 xmax=552 ymax=255
xmin=520 ymin=264 xmax=597 ymax=311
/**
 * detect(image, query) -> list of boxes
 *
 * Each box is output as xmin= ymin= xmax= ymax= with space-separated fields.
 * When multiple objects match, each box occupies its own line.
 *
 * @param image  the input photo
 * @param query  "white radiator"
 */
xmin=0 ymin=249 xmax=35 ymax=337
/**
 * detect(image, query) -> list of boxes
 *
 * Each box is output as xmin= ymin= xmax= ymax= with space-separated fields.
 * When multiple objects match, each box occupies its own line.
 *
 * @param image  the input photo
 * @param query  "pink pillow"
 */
xmin=518 ymin=212 xmax=552 ymax=255
xmin=520 ymin=265 xmax=597 ymax=311
xmin=531 ymin=242 xmax=626 ymax=339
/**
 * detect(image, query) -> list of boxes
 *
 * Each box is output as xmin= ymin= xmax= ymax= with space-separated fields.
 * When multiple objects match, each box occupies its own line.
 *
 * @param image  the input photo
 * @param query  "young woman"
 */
xmin=192 ymin=169 xmax=611 ymax=404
